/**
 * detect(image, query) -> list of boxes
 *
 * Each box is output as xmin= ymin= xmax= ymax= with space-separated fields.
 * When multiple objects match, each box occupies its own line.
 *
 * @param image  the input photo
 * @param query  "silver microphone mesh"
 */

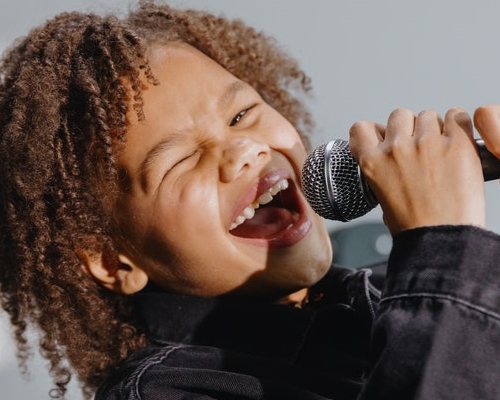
xmin=301 ymin=139 xmax=378 ymax=221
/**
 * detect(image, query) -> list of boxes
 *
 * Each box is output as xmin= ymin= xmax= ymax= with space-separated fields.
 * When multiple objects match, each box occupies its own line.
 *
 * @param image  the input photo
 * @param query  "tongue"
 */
xmin=231 ymin=207 xmax=296 ymax=238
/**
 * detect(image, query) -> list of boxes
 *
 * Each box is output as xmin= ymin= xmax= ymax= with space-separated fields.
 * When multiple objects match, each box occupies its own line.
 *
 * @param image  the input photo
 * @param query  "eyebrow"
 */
xmin=218 ymin=80 xmax=247 ymax=111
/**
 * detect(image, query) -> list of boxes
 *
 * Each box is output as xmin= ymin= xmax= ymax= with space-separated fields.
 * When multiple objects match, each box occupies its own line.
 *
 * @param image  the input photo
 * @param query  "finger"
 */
xmin=384 ymin=108 xmax=415 ymax=144
xmin=474 ymin=105 xmax=500 ymax=157
xmin=349 ymin=120 xmax=384 ymax=161
xmin=443 ymin=107 xmax=473 ymax=140
xmin=414 ymin=109 xmax=443 ymax=140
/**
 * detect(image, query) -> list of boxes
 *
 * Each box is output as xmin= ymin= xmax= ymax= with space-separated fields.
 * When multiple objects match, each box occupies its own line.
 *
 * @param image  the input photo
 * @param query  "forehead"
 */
xmin=147 ymin=42 xmax=234 ymax=87
xmin=122 ymin=42 xmax=242 ymax=125
xmin=123 ymin=42 xmax=249 ymax=127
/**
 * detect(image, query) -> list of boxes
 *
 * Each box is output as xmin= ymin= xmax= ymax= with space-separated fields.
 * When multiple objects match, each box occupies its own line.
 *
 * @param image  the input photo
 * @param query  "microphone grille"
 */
xmin=301 ymin=139 xmax=377 ymax=221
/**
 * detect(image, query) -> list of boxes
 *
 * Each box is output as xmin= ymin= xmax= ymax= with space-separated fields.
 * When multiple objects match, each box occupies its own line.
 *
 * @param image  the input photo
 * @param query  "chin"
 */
xmin=274 ymin=242 xmax=333 ymax=289
xmin=298 ymin=255 xmax=332 ymax=286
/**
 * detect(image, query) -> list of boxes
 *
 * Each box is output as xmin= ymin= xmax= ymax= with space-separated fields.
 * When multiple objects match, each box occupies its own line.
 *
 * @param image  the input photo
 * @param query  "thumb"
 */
xmin=474 ymin=104 xmax=500 ymax=158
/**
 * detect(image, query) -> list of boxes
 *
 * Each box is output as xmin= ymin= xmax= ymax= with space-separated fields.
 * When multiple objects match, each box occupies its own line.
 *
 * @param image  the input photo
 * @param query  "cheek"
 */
xmin=155 ymin=177 xmax=222 ymax=240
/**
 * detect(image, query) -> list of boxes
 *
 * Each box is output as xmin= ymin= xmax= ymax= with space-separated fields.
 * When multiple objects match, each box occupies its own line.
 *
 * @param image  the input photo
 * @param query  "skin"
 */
xmin=474 ymin=104 xmax=500 ymax=160
xmin=94 ymin=42 xmax=333 ymax=300
xmin=349 ymin=107 xmax=486 ymax=235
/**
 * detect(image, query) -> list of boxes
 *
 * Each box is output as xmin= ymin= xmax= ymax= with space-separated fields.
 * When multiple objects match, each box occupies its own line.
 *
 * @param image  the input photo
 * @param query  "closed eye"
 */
xmin=165 ymin=150 xmax=199 ymax=177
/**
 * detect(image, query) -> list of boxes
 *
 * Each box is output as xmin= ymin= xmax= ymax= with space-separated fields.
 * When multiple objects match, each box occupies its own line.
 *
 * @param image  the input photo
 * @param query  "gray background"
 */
xmin=1 ymin=1 xmax=500 ymax=398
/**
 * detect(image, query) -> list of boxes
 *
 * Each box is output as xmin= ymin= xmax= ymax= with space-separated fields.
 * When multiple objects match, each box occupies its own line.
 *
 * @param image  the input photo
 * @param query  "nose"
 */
xmin=219 ymin=135 xmax=270 ymax=182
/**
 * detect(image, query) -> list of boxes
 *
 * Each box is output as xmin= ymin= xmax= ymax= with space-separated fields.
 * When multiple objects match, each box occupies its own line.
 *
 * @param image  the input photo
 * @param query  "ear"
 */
xmin=80 ymin=250 xmax=149 ymax=295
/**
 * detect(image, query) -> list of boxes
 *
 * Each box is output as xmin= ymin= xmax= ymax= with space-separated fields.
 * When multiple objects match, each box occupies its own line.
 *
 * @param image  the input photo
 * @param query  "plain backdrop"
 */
xmin=2 ymin=1 xmax=500 ymax=398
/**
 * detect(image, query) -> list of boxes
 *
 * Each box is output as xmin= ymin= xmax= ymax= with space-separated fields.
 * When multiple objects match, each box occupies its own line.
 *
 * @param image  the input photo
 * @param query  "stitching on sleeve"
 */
xmin=381 ymin=292 xmax=500 ymax=322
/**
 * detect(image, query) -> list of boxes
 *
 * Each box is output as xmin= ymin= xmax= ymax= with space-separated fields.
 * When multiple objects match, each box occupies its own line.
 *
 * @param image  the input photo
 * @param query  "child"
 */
xmin=1 ymin=1 xmax=499 ymax=399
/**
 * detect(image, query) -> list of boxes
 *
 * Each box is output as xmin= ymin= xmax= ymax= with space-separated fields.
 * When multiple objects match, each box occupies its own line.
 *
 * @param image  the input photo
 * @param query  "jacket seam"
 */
xmin=128 ymin=344 xmax=184 ymax=400
xmin=381 ymin=292 xmax=500 ymax=321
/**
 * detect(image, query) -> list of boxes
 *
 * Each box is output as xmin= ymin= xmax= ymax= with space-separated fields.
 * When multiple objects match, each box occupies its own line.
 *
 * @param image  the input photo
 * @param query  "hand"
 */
xmin=349 ymin=108 xmax=486 ymax=235
xmin=474 ymin=104 xmax=500 ymax=163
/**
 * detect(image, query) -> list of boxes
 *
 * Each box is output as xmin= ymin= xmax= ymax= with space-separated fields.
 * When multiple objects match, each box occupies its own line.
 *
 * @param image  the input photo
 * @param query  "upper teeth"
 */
xmin=230 ymin=178 xmax=289 ymax=230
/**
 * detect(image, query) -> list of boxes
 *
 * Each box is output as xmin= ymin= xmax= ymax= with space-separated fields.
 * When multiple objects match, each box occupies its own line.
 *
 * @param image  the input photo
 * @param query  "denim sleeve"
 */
xmin=359 ymin=225 xmax=500 ymax=400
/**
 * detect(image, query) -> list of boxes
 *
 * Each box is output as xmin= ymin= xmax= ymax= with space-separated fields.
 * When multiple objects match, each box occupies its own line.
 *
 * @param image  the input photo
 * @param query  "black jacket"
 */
xmin=96 ymin=225 xmax=500 ymax=399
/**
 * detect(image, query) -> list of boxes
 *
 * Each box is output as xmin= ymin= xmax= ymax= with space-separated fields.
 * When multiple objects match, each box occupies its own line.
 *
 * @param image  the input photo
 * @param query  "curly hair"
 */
xmin=0 ymin=1 xmax=314 ymax=398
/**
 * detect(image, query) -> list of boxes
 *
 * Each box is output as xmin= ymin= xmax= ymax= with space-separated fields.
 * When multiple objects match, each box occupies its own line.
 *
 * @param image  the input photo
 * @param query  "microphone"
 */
xmin=301 ymin=138 xmax=500 ymax=222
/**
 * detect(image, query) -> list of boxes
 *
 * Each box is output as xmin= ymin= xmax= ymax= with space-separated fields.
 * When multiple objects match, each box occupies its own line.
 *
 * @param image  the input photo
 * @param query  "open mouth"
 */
xmin=229 ymin=178 xmax=301 ymax=239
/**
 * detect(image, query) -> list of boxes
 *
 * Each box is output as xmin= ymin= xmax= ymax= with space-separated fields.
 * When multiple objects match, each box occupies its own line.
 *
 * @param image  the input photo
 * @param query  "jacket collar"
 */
xmin=132 ymin=266 xmax=359 ymax=362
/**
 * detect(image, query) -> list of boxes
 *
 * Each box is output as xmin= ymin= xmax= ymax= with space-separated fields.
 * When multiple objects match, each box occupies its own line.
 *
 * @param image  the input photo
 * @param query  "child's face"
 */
xmin=112 ymin=43 xmax=332 ymax=297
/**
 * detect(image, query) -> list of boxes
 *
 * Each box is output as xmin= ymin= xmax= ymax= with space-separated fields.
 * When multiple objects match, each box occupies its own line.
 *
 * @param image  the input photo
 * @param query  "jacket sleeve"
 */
xmin=359 ymin=225 xmax=500 ymax=400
